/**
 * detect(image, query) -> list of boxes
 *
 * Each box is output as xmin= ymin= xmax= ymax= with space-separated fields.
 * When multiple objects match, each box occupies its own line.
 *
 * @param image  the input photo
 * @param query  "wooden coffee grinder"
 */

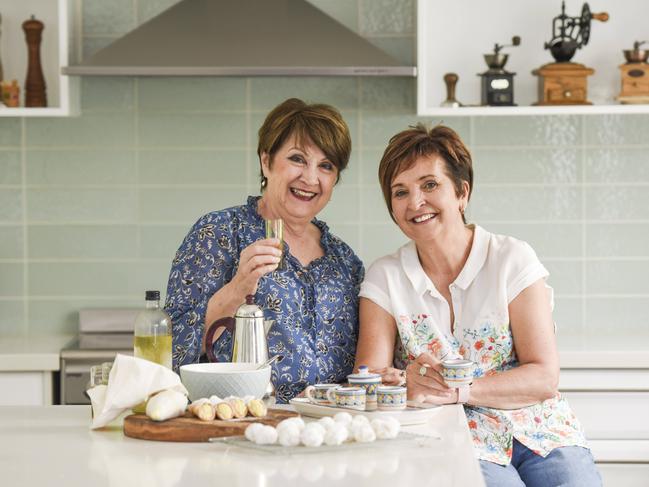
xmin=532 ymin=2 xmax=608 ymax=105
xmin=618 ymin=41 xmax=649 ymax=104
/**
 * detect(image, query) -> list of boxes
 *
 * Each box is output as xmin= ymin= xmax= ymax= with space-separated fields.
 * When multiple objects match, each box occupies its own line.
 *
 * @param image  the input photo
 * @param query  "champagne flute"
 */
xmin=265 ymin=218 xmax=284 ymax=270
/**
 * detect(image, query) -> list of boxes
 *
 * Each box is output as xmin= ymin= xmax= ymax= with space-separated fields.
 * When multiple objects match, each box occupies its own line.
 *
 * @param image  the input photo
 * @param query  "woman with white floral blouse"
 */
xmin=354 ymin=124 xmax=600 ymax=486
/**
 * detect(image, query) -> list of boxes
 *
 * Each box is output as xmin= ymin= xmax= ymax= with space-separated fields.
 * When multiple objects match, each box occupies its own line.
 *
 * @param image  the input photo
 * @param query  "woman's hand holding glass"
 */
xmin=406 ymin=352 xmax=453 ymax=403
xmin=231 ymin=239 xmax=283 ymax=296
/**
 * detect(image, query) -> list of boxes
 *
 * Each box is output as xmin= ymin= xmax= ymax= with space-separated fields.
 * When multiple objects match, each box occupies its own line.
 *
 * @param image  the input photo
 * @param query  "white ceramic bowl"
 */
xmin=179 ymin=362 xmax=271 ymax=401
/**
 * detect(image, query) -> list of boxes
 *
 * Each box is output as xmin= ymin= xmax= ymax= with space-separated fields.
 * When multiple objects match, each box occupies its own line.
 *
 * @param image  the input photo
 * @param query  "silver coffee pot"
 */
xmin=205 ymin=295 xmax=273 ymax=364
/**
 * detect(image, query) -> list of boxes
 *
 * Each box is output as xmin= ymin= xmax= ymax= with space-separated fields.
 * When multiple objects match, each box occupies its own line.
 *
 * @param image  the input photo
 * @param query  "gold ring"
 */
xmin=419 ymin=366 xmax=428 ymax=376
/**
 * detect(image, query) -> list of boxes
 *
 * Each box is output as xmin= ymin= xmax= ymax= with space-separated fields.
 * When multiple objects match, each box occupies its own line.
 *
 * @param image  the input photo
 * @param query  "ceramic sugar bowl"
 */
xmin=347 ymin=365 xmax=382 ymax=411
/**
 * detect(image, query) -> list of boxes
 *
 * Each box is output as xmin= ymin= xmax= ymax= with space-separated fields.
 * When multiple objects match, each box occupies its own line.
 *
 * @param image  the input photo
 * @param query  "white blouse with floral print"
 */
xmin=360 ymin=225 xmax=588 ymax=465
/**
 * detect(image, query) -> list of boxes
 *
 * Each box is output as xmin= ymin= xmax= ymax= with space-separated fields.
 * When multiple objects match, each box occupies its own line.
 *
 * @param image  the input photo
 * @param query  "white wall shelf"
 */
xmin=0 ymin=0 xmax=78 ymax=117
xmin=417 ymin=0 xmax=649 ymax=116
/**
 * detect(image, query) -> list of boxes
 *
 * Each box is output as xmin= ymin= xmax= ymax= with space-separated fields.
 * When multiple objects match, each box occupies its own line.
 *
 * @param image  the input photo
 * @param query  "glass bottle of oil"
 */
xmin=132 ymin=290 xmax=172 ymax=413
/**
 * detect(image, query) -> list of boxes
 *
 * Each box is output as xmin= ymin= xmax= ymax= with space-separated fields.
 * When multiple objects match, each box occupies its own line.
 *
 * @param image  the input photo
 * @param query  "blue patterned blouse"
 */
xmin=165 ymin=196 xmax=364 ymax=403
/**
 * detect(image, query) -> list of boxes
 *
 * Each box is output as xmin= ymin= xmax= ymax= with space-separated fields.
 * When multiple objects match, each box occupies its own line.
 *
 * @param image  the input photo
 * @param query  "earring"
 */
xmin=460 ymin=205 xmax=465 ymax=214
xmin=260 ymin=176 xmax=268 ymax=190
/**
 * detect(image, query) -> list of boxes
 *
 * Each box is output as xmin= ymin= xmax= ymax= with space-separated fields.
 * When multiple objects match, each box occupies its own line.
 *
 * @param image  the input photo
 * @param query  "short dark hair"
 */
xmin=378 ymin=124 xmax=473 ymax=223
xmin=257 ymin=98 xmax=351 ymax=186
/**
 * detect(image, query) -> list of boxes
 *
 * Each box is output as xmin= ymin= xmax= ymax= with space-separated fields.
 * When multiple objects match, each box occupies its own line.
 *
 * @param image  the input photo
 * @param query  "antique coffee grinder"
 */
xmin=618 ymin=41 xmax=649 ymax=104
xmin=478 ymin=36 xmax=521 ymax=106
xmin=532 ymin=2 xmax=608 ymax=105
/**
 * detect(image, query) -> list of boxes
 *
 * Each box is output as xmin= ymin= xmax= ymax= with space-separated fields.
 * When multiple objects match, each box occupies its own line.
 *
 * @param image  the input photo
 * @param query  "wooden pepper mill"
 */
xmin=23 ymin=15 xmax=47 ymax=108
xmin=0 ymin=13 xmax=5 ymax=83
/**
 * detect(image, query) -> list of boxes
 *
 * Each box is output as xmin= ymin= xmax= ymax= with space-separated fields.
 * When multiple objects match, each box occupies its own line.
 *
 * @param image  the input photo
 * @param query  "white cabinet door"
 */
xmin=0 ymin=372 xmax=53 ymax=405
xmin=598 ymin=464 xmax=649 ymax=487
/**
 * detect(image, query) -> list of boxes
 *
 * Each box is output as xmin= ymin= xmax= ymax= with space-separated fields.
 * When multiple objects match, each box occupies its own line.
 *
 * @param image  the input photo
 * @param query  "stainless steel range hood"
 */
xmin=63 ymin=0 xmax=416 ymax=77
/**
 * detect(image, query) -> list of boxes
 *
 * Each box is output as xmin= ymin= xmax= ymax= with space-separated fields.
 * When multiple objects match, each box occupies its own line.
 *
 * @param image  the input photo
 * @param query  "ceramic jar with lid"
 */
xmin=347 ymin=365 xmax=382 ymax=411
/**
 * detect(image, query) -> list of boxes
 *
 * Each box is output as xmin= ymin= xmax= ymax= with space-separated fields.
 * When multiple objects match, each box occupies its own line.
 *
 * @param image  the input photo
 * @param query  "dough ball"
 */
xmin=324 ymin=423 xmax=349 ymax=446
xmin=353 ymin=423 xmax=376 ymax=443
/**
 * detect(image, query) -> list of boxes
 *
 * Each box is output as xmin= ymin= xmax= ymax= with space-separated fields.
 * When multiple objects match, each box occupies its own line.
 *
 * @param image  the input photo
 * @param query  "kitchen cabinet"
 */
xmin=0 ymin=371 xmax=54 ymax=405
xmin=417 ymin=0 xmax=649 ymax=116
xmin=0 ymin=336 xmax=69 ymax=405
xmin=0 ymin=0 xmax=78 ymax=117
xmin=560 ymin=367 xmax=649 ymax=485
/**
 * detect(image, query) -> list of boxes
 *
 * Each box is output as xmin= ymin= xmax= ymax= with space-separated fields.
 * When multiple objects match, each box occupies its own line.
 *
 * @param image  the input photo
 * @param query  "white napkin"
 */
xmin=87 ymin=354 xmax=188 ymax=429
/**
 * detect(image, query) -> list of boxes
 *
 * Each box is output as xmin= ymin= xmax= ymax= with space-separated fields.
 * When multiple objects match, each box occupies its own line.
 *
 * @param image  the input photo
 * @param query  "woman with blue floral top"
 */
xmin=355 ymin=124 xmax=600 ymax=486
xmin=165 ymin=98 xmax=363 ymax=404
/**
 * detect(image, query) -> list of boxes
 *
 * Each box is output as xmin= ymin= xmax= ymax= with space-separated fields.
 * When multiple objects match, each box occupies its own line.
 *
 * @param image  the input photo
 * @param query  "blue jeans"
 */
xmin=479 ymin=439 xmax=602 ymax=487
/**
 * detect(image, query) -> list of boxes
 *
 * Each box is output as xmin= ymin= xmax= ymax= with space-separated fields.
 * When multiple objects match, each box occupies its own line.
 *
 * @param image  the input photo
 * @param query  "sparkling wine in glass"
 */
xmin=265 ymin=218 xmax=284 ymax=269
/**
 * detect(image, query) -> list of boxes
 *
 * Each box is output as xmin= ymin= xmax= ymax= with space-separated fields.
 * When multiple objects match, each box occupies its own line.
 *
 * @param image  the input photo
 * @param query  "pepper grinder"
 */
xmin=0 ymin=13 xmax=5 ymax=83
xmin=441 ymin=72 xmax=461 ymax=107
xmin=23 ymin=15 xmax=47 ymax=107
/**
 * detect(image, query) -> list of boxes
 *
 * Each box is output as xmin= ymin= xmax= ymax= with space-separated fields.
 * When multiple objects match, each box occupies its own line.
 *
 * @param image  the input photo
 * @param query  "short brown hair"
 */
xmin=378 ymin=124 xmax=473 ymax=223
xmin=257 ymin=98 xmax=351 ymax=185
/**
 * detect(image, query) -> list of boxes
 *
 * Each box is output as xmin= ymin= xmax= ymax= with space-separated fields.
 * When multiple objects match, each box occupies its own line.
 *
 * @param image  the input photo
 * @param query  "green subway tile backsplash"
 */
xmin=27 ymin=225 xmax=138 ymax=259
xmin=81 ymin=78 xmax=135 ymax=112
xmin=0 ymin=301 xmax=24 ymax=335
xmin=0 ymin=151 xmax=21 ymax=184
xmin=138 ymin=149 xmax=248 ymax=185
xmin=1 ymin=0 xmax=647 ymax=340
xmin=473 ymin=147 xmax=580 ymax=184
xmin=0 ymin=119 xmax=22 ymax=147
xmin=82 ymin=0 xmax=135 ymax=36
xmin=0 ymin=189 xmax=23 ymax=222
xmin=27 ymin=188 xmax=138 ymax=223
xmin=137 ymin=78 xmax=247 ymax=112
xmin=138 ymin=113 xmax=246 ymax=148
xmin=0 ymin=226 xmax=23 ymax=259
xmin=0 ymin=263 xmax=24 ymax=296
xmin=26 ymin=149 xmax=137 ymax=185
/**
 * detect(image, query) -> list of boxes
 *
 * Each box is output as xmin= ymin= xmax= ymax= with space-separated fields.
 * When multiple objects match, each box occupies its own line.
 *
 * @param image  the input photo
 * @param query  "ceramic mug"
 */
xmin=347 ymin=365 xmax=381 ymax=411
xmin=326 ymin=386 xmax=366 ymax=411
xmin=441 ymin=359 xmax=476 ymax=387
xmin=304 ymin=383 xmax=340 ymax=405
xmin=377 ymin=385 xmax=407 ymax=411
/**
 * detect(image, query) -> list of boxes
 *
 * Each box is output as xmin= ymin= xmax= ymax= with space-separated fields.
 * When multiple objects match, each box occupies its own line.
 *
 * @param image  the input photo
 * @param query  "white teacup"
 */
xmin=304 ymin=383 xmax=340 ymax=405
xmin=326 ymin=386 xmax=366 ymax=411
xmin=441 ymin=359 xmax=476 ymax=387
xmin=377 ymin=385 xmax=407 ymax=411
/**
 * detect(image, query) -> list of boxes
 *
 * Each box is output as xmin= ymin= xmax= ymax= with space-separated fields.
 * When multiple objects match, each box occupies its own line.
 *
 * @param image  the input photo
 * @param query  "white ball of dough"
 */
xmin=277 ymin=424 xmax=301 ymax=447
xmin=300 ymin=422 xmax=325 ymax=447
xmin=317 ymin=416 xmax=336 ymax=430
xmin=253 ymin=425 xmax=278 ymax=445
xmin=278 ymin=416 xmax=306 ymax=432
xmin=244 ymin=423 xmax=264 ymax=442
xmin=333 ymin=411 xmax=353 ymax=426
xmin=324 ymin=422 xmax=349 ymax=446
xmin=353 ymin=423 xmax=377 ymax=443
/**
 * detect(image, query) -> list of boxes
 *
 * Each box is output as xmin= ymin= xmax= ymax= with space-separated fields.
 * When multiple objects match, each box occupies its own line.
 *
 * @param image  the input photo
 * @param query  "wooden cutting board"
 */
xmin=123 ymin=408 xmax=299 ymax=442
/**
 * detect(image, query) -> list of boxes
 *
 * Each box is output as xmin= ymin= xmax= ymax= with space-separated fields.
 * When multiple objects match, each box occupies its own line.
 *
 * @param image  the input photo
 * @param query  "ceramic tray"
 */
xmin=209 ymin=431 xmax=438 ymax=455
xmin=288 ymin=398 xmax=441 ymax=425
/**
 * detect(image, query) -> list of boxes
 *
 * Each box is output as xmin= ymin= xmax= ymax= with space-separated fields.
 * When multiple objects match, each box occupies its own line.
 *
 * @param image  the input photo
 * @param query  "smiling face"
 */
xmin=390 ymin=155 xmax=469 ymax=242
xmin=261 ymin=134 xmax=338 ymax=222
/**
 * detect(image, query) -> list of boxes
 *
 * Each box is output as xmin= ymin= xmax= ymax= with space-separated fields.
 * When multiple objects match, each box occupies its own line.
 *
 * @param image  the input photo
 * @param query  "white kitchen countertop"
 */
xmin=0 ymin=335 xmax=73 ymax=371
xmin=0 ymin=404 xmax=485 ymax=487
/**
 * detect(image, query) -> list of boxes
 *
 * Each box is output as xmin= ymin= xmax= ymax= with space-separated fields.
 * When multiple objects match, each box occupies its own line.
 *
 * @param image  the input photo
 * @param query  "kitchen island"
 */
xmin=0 ymin=404 xmax=485 ymax=487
